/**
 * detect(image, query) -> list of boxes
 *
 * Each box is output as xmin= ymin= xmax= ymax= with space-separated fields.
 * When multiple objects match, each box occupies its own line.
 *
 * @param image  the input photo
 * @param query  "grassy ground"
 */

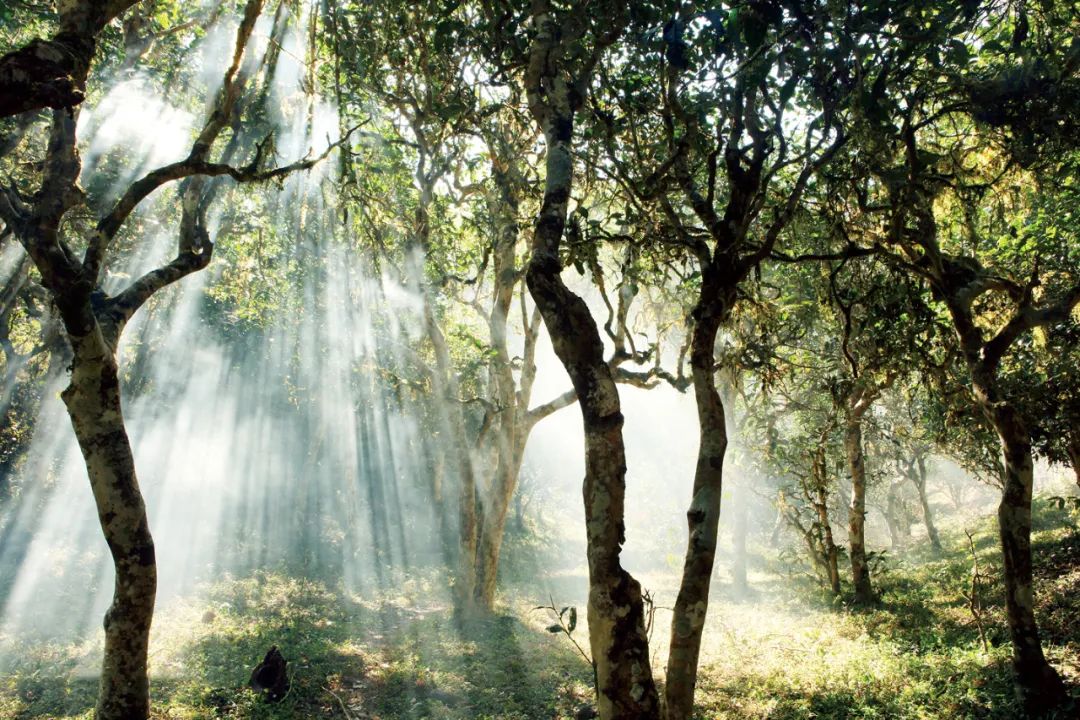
xmin=687 ymin=500 xmax=1080 ymax=719
xmin=1 ymin=498 xmax=1078 ymax=719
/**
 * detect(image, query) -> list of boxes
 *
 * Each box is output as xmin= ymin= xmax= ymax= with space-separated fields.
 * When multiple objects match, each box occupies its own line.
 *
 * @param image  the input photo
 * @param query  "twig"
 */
xmin=324 ymin=686 xmax=354 ymax=720
xmin=962 ymin=529 xmax=989 ymax=654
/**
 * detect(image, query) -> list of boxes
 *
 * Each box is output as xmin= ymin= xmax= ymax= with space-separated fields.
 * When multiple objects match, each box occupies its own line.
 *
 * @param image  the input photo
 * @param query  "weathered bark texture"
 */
xmin=665 ymin=273 xmax=735 ymax=720
xmin=0 ymin=1 xmax=144 ymax=117
xmin=0 ymin=3 xmax=341 ymax=715
xmin=975 ymin=370 xmax=1068 ymax=714
xmin=425 ymin=306 xmax=480 ymax=613
xmin=524 ymin=5 xmax=658 ymax=717
xmin=901 ymin=179 xmax=1076 ymax=711
xmin=63 ymin=329 xmax=156 ymax=720
xmin=780 ymin=435 xmax=842 ymax=596
xmin=844 ymin=413 xmax=872 ymax=604
xmin=812 ymin=436 xmax=842 ymax=595
xmin=817 ymin=496 xmax=842 ymax=596
xmin=473 ymin=138 xmax=533 ymax=611
xmin=885 ymin=479 xmax=903 ymax=550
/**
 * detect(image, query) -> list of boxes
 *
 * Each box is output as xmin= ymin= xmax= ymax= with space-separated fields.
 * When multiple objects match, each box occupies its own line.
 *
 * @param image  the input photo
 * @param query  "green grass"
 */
xmin=0 ymin=571 xmax=594 ymax=720
xmin=0 ymin=499 xmax=1077 ymax=719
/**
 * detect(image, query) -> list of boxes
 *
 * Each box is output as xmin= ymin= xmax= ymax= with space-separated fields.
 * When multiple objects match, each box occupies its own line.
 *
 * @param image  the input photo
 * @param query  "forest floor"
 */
xmin=1 ymin=498 xmax=1078 ymax=720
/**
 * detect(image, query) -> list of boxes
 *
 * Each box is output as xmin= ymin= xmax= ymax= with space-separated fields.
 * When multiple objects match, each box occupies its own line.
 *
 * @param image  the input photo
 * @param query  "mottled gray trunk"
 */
xmin=989 ymin=404 xmax=1067 ymax=713
xmin=665 ymin=286 xmax=730 ymax=720
xmin=961 ymin=342 xmax=1066 ymax=712
xmin=524 ymin=5 xmax=656 ymax=715
xmin=475 ymin=441 xmax=525 ymax=609
xmin=819 ymin=498 xmax=841 ymax=596
xmin=424 ymin=306 xmax=479 ymax=615
xmin=62 ymin=330 xmax=155 ymax=720
xmin=474 ymin=183 xmax=522 ymax=610
xmin=812 ymin=443 xmax=841 ymax=596
xmin=525 ymin=88 xmax=658 ymax=720
xmin=845 ymin=415 xmax=871 ymax=604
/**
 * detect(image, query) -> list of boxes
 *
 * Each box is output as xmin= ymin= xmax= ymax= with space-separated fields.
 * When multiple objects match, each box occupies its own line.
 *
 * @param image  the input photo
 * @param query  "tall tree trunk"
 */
xmin=810 ymin=441 xmax=841 ymax=596
xmin=844 ymin=412 xmax=872 ymax=604
xmin=665 ymin=287 xmax=730 ymax=720
xmin=474 ymin=441 xmax=525 ymax=609
xmin=958 ymin=348 xmax=1068 ymax=713
xmin=987 ymin=403 xmax=1067 ymax=713
xmin=523 ymin=5 xmax=656 ymax=715
xmin=912 ymin=456 xmax=941 ymax=552
xmin=525 ymin=99 xmax=659 ymax=720
xmin=473 ymin=175 xmax=521 ymax=611
xmin=62 ymin=329 xmax=156 ymax=720
xmin=424 ymin=307 xmax=479 ymax=616
xmin=817 ymin=491 xmax=841 ymax=596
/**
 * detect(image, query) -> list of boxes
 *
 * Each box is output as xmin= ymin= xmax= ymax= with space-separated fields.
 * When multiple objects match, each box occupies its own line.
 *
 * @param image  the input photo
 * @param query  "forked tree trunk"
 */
xmin=424 ymin=307 xmax=479 ymax=616
xmin=473 ymin=182 xmax=522 ymax=611
xmin=810 ymin=442 xmax=841 ymax=596
xmin=62 ymin=329 xmax=156 ymax=720
xmin=844 ymin=414 xmax=872 ymax=604
xmin=818 ymin=494 xmax=841 ymax=596
xmin=665 ymin=286 xmax=731 ymax=720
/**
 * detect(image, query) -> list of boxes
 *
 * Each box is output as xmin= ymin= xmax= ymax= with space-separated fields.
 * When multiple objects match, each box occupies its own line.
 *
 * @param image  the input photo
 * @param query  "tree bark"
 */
xmin=473 ymin=164 xmax=523 ymax=610
xmin=0 ymin=1 xmax=144 ymax=117
xmin=522 ymin=5 xmax=656 ymax=716
xmin=62 ymin=328 xmax=156 ymax=720
xmin=424 ymin=306 xmax=479 ymax=615
xmin=911 ymin=455 xmax=941 ymax=552
xmin=818 ymin=493 xmax=841 ymax=596
xmin=985 ymin=399 xmax=1067 ymax=714
xmin=885 ymin=479 xmax=902 ymax=550
xmin=845 ymin=411 xmax=872 ymax=604
xmin=524 ymin=42 xmax=658 ymax=720
xmin=811 ymin=442 xmax=841 ymax=596
xmin=954 ymin=321 xmax=1068 ymax=711
xmin=665 ymin=277 xmax=732 ymax=720
xmin=475 ymin=443 xmax=525 ymax=608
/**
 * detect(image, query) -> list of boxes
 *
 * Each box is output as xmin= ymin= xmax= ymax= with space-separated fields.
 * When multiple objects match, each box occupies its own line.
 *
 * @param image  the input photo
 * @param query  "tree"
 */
xmin=0 ymin=1 xmax=144 ymax=117
xmin=520 ymin=1 xmax=664 ymax=716
xmin=586 ymin=3 xmax=847 ymax=712
xmin=815 ymin=1 xmax=1080 ymax=706
xmin=0 ymin=2 xmax=342 ymax=715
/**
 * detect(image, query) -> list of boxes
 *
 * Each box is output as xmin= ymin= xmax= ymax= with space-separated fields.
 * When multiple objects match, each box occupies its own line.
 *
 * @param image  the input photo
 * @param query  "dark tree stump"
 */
xmin=249 ymin=646 xmax=289 ymax=702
